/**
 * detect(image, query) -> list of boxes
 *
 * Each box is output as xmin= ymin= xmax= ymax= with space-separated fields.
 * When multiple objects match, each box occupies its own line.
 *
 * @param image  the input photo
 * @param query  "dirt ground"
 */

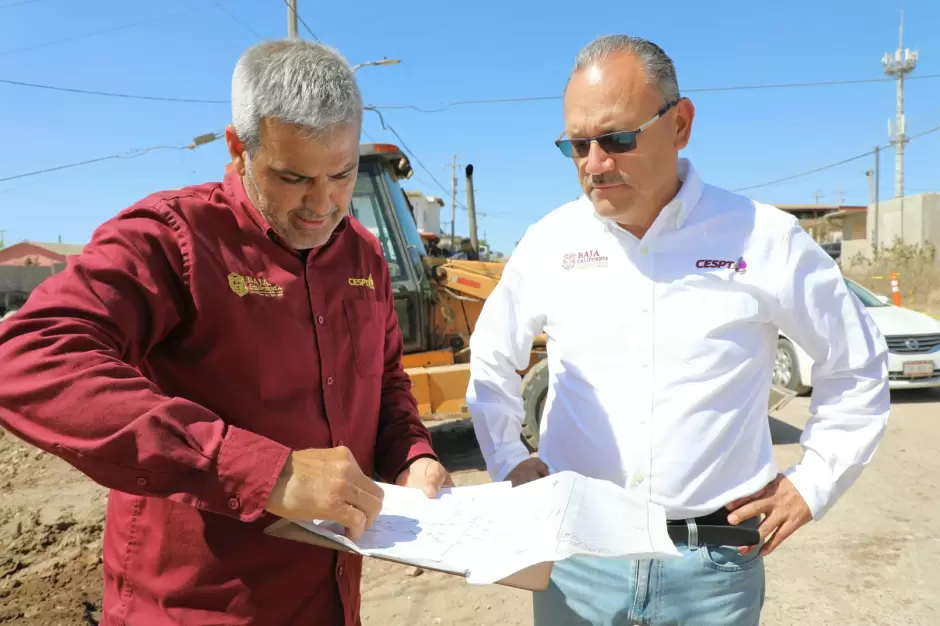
xmin=1 ymin=389 xmax=939 ymax=625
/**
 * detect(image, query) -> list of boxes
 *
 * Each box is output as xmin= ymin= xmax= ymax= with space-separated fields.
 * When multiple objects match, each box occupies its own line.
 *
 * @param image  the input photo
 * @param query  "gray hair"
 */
xmin=569 ymin=35 xmax=680 ymax=103
xmin=231 ymin=39 xmax=362 ymax=154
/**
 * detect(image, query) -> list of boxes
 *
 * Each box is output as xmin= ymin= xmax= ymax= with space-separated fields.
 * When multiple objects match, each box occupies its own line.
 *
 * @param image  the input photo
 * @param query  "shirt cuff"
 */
xmin=379 ymin=438 xmax=438 ymax=484
xmin=488 ymin=441 xmax=532 ymax=483
xmin=202 ymin=425 xmax=292 ymax=522
xmin=782 ymin=455 xmax=832 ymax=521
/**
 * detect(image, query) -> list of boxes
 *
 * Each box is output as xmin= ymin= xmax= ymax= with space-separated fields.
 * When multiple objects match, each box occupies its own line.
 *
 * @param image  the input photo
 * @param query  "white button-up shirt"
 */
xmin=466 ymin=159 xmax=890 ymax=520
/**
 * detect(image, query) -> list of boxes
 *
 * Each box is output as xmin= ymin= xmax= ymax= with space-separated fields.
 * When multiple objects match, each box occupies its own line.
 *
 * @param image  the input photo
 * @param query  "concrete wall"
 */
xmin=841 ymin=239 xmax=871 ymax=266
xmin=868 ymin=193 xmax=940 ymax=253
xmin=0 ymin=264 xmax=64 ymax=294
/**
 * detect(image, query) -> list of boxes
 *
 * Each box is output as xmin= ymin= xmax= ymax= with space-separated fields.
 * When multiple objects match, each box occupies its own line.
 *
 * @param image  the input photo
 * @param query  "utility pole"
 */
xmin=882 ymin=9 xmax=918 ymax=198
xmin=287 ymin=0 xmax=298 ymax=38
xmin=465 ymin=164 xmax=478 ymax=254
xmin=873 ymin=145 xmax=881 ymax=253
xmin=445 ymin=154 xmax=459 ymax=247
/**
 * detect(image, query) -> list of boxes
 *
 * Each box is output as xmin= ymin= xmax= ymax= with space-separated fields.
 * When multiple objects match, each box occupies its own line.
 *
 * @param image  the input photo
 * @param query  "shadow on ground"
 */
xmin=769 ymin=416 xmax=804 ymax=445
xmin=889 ymin=388 xmax=940 ymax=404
xmin=428 ymin=421 xmax=488 ymax=473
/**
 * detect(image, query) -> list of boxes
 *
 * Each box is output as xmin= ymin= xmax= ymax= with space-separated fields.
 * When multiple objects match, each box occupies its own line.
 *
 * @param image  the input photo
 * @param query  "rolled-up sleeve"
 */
xmin=372 ymin=263 xmax=437 ymax=482
xmin=0 ymin=206 xmax=290 ymax=522
xmin=772 ymin=219 xmax=890 ymax=520
xmin=466 ymin=230 xmax=546 ymax=481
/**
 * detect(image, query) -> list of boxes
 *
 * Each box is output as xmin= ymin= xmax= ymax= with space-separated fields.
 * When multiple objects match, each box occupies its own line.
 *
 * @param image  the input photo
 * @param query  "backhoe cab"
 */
xmin=352 ymin=143 xmax=546 ymax=441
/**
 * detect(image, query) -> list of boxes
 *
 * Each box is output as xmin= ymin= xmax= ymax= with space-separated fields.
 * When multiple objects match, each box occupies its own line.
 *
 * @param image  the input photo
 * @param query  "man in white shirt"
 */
xmin=465 ymin=34 xmax=890 ymax=625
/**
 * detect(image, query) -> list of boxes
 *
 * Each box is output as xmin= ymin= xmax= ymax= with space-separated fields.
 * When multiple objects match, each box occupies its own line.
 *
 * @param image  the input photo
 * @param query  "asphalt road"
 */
xmin=360 ymin=387 xmax=940 ymax=626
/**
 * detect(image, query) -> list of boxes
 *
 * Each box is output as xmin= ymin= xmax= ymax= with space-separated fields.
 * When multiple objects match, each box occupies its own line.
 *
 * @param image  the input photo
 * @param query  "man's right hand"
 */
xmin=505 ymin=457 xmax=550 ymax=487
xmin=265 ymin=446 xmax=384 ymax=540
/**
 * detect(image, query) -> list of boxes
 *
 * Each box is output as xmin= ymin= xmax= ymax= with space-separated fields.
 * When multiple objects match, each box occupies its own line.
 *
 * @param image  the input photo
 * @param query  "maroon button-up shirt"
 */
xmin=0 ymin=170 xmax=437 ymax=625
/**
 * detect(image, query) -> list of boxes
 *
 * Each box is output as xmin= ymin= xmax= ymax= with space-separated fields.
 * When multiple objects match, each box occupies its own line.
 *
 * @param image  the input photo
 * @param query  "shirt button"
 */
xmin=318 ymin=315 xmax=324 ymax=324
xmin=136 ymin=477 xmax=148 ymax=487
xmin=327 ymin=377 xmax=334 ymax=386
xmin=228 ymin=497 xmax=240 ymax=510
xmin=338 ymin=564 xmax=345 ymax=576
xmin=640 ymin=247 xmax=648 ymax=255
xmin=337 ymin=439 xmax=345 ymax=447
xmin=633 ymin=473 xmax=645 ymax=485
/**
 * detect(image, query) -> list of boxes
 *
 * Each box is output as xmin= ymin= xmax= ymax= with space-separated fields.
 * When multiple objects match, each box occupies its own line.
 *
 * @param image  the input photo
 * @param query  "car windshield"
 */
xmin=845 ymin=279 xmax=887 ymax=307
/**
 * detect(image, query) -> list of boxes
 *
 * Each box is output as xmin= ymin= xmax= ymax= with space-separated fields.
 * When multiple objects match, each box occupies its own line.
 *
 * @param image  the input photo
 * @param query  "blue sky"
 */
xmin=1 ymin=0 xmax=938 ymax=255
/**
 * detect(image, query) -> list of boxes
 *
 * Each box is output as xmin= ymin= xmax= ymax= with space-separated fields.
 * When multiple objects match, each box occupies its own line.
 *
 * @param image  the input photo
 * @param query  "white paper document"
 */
xmin=291 ymin=471 xmax=680 ymax=585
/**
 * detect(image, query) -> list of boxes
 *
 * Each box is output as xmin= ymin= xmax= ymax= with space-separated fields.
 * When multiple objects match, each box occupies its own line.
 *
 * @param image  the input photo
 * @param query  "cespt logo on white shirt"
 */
xmin=694 ymin=256 xmax=747 ymax=274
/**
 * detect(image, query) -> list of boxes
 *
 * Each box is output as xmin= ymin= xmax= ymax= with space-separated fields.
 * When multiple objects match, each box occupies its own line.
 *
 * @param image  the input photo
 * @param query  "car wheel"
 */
xmin=520 ymin=359 xmax=548 ymax=452
xmin=773 ymin=338 xmax=810 ymax=396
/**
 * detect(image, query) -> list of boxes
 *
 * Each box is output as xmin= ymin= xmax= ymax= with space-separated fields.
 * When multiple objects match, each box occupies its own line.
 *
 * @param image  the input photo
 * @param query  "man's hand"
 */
xmin=395 ymin=457 xmax=454 ymax=497
xmin=505 ymin=457 xmax=549 ymax=487
xmin=726 ymin=473 xmax=813 ymax=556
xmin=265 ymin=446 xmax=384 ymax=541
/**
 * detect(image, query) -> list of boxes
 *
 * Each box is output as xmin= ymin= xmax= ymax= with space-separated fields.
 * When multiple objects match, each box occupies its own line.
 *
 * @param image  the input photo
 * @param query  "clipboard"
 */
xmin=264 ymin=518 xmax=553 ymax=592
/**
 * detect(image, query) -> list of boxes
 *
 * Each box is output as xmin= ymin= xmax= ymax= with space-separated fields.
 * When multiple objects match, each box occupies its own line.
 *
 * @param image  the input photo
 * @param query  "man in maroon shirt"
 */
xmin=0 ymin=39 xmax=452 ymax=625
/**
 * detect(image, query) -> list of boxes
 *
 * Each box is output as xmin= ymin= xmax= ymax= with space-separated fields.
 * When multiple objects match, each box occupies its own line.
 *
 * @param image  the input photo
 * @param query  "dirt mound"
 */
xmin=0 ymin=429 xmax=106 ymax=625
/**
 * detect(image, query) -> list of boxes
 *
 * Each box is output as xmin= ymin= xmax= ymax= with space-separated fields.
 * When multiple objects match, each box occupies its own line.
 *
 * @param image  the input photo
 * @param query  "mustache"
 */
xmin=589 ymin=173 xmax=626 ymax=186
xmin=292 ymin=205 xmax=342 ymax=219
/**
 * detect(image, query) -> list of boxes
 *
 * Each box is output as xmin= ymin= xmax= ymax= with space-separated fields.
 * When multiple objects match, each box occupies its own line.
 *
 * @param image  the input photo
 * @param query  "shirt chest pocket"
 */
xmin=664 ymin=289 xmax=766 ymax=363
xmin=343 ymin=298 xmax=386 ymax=379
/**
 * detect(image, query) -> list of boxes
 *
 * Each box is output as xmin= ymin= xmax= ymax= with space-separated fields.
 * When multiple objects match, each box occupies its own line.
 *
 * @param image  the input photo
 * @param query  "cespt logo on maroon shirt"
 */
xmin=695 ymin=256 xmax=747 ymax=273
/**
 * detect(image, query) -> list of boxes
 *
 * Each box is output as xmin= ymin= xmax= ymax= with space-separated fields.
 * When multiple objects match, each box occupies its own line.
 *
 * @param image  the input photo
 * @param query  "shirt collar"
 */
xmin=588 ymin=157 xmax=704 ymax=232
xmin=221 ymin=168 xmax=348 ymax=254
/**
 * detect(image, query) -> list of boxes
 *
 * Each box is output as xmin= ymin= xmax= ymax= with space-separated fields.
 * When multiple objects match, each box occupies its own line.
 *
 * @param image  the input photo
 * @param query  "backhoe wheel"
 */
xmin=520 ymin=359 xmax=548 ymax=452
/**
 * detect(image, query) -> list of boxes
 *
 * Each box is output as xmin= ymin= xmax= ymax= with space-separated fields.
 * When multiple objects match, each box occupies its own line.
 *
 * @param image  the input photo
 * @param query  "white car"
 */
xmin=774 ymin=278 xmax=940 ymax=393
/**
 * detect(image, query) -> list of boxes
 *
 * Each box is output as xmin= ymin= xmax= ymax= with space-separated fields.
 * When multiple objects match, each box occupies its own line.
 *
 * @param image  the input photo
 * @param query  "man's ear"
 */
xmin=224 ymin=125 xmax=248 ymax=175
xmin=674 ymin=97 xmax=695 ymax=151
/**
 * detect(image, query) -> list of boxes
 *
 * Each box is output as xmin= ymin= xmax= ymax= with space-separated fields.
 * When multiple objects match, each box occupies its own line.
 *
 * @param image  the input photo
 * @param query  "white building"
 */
xmin=406 ymin=191 xmax=444 ymax=235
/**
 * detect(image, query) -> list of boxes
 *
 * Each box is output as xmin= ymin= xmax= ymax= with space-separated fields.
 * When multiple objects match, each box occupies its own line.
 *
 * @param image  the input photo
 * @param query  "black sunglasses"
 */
xmin=554 ymin=100 xmax=679 ymax=158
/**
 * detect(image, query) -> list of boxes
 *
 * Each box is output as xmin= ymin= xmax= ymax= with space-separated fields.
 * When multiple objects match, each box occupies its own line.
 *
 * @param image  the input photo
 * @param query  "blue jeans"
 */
xmin=532 ymin=520 xmax=765 ymax=625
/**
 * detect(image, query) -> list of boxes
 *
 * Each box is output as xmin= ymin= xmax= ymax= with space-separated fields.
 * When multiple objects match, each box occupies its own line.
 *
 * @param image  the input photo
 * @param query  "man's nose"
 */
xmin=583 ymin=141 xmax=615 ymax=175
xmin=302 ymin=182 xmax=333 ymax=216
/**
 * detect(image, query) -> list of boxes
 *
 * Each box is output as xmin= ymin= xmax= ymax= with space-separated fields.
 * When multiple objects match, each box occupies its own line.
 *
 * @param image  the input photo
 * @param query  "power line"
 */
xmin=0 ymin=7 xmax=207 ymax=57
xmin=364 ymin=107 xmax=457 ymax=202
xmin=732 ymin=122 xmax=940 ymax=193
xmin=0 ymin=132 xmax=223 ymax=184
xmin=370 ymin=74 xmax=940 ymax=113
xmin=0 ymin=0 xmax=46 ymax=8
xmin=732 ymin=151 xmax=874 ymax=193
xmin=207 ymin=0 xmax=264 ymax=40
xmin=279 ymin=0 xmax=317 ymax=39
xmin=0 ymin=78 xmax=228 ymax=104
xmin=5 ymin=72 xmax=940 ymax=109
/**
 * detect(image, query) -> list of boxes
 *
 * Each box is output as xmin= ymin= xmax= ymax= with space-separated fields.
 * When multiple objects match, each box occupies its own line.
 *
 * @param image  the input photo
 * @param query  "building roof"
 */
xmin=405 ymin=190 xmax=445 ymax=205
xmin=9 ymin=241 xmax=85 ymax=256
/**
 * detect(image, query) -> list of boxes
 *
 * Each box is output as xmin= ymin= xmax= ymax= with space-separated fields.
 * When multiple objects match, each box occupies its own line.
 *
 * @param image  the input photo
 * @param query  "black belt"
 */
xmin=666 ymin=507 xmax=760 ymax=547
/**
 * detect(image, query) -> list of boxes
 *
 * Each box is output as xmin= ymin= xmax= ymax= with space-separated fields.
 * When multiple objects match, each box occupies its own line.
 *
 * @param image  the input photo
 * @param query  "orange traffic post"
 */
xmin=890 ymin=272 xmax=902 ymax=306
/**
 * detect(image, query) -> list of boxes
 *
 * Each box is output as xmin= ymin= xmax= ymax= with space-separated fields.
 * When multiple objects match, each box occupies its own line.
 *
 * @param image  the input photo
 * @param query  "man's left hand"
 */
xmin=726 ymin=473 xmax=813 ymax=556
xmin=394 ymin=457 xmax=454 ymax=498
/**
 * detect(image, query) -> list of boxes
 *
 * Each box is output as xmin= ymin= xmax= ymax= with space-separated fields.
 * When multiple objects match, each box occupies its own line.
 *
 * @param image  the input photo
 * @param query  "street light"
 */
xmin=352 ymin=58 xmax=401 ymax=71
